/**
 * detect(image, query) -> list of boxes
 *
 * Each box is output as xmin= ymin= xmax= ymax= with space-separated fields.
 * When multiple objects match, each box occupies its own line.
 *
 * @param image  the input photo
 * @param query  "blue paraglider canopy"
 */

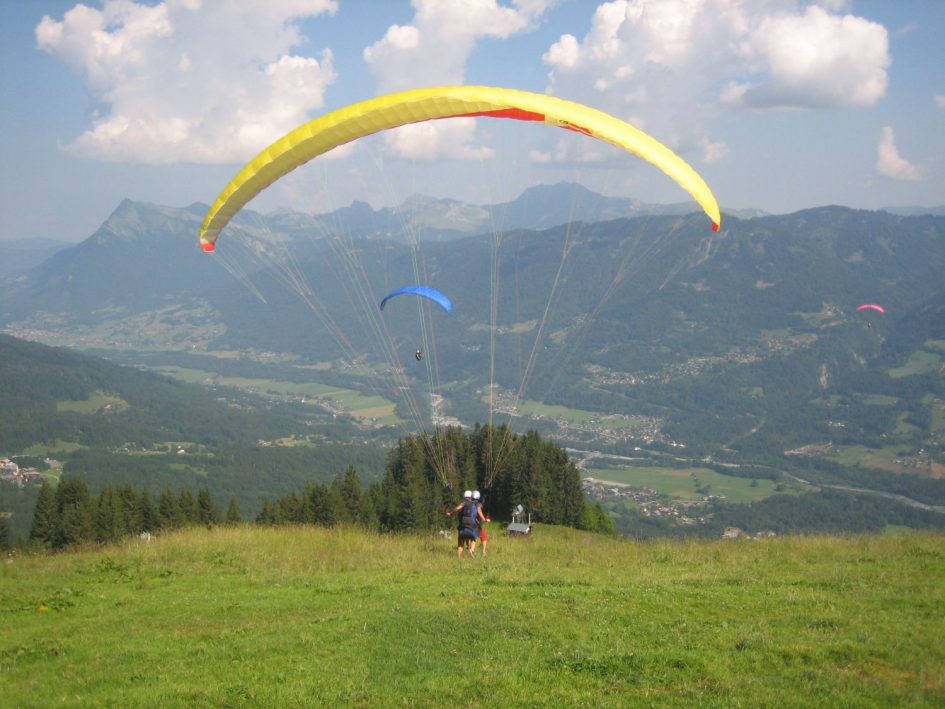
xmin=379 ymin=285 xmax=452 ymax=313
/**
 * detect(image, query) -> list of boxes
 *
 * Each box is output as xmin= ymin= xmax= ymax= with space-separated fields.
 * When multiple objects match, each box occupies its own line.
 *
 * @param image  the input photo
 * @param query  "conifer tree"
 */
xmin=226 ymin=496 xmax=242 ymax=524
xmin=138 ymin=490 xmax=160 ymax=532
xmin=0 ymin=513 xmax=11 ymax=552
xmin=158 ymin=488 xmax=182 ymax=529
xmin=256 ymin=498 xmax=275 ymax=525
xmin=196 ymin=487 xmax=219 ymax=527
xmin=278 ymin=491 xmax=303 ymax=524
xmin=30 ymin=479 xmax=57 ymax=548
xmin=117 ymin=485 xmax=139 ymax=536
xmin=178 ymin=488 xmax=199 ymax=525
xmin=336 ymin=466 xmax=362 ymax=523
xmin=360 ymin=486 xmax=381 ymax=530
xmin=299 ymin=484 xmax=316 ymax=524
xmin=94 ymin=486 xmax=121 ymax=543
xmin=54 ymin=476 xmax=94 ymax=548
xmin=309 ymin=484 xmax=339 ymax=527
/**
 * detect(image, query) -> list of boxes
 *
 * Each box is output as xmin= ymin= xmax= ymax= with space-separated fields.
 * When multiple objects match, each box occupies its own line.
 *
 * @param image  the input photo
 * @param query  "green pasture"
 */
xmin=860 ymin=394 xmax=899 ymax=405
xmin=516 ymin=400 xmax=597 ymax=423
xmin=56 ymin=390 xmax=128 ymax=414
xmin=21 ymin=440 xmax=86 ymax=457
xmin=893 ymin=412 xmax=922 ymax=436
xmin=584 ymin=466 xmax=802 ymax=503
xmin=155 ymin=366 xmax=402 ymax=426
xmin=929 ymin=395 xmax=945 ymax=435
xmin=596 ymin=415 xmax=656 ymax=431
xmin=485 ymin=396 xmax=648 ymax=431
xmin=2 ymin=525 xmax=943 ymax=706
xmin=888 ymin=350 xmax=941 ymax=379
xmin=828 ymin=443 xmax=935 ymax=477
xmin=815 ymin=393 xmax=899 ymax=407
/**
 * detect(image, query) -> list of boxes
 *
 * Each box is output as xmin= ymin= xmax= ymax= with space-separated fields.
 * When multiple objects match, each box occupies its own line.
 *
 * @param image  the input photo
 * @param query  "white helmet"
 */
xmin=472 ymin=491 xmax=481 ymax=500
xmin=463 ymin=490 xmax=472 ymax=498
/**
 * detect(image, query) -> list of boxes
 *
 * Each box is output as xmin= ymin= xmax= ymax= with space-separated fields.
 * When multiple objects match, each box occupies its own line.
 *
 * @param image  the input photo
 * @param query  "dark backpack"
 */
xmin=460 ymin=500 xmax=479 ymax=529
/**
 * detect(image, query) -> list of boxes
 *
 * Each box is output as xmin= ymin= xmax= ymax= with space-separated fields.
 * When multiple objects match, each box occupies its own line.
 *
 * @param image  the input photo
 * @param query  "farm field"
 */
xmin=155 ymin=366 xmax=402 ymax=426
xmin=583 ymin=465 xmax=805 ymax=503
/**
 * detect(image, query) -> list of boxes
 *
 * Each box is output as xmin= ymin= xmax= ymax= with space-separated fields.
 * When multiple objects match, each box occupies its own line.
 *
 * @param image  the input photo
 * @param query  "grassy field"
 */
xmin=888 ymin=350 xmax=941 ymax=379
xmin=156 ymin=366 xmax=402 ymax=426
xmin=584 ymin=466 xmax=805 ymax=503
xmin=56 ymin=390 xmax=128 ymax=414
xmin=3 ymin=526 xmax=942 ymax=706
xmin=825 ymin=443 xmax=943 ymax=478
xmin=21 ymin=440 xmax=86 ymax=457
xmin=484 ymin=395 xmax=653 ymax=432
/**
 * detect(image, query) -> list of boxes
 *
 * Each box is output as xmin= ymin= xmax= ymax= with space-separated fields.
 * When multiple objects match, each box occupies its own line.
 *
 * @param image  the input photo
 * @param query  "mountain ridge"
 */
xmin=2 ymin=194 xmax=944 ymax=537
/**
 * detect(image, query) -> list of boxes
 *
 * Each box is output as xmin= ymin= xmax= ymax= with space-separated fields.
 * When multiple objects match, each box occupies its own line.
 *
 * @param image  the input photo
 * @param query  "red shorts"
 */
xmin=479 ymin=528 xmax=488 ymax=542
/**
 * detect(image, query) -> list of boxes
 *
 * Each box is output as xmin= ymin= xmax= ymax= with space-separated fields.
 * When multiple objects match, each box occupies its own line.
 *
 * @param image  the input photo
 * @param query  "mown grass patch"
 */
xmin=2 ymin=526 xmax=942 ymax=706
xmin=155 ymin=366 xmax=403 ymax=425
xmin=56 ymin=390 xmax=128 ymax=414
xmin=827 ymin=444 xmax=935 ymax=476
xmin=888 ymin=351 xmax=941 ymax=379
xmin=21 ymin=440 xmax=86 ymax=456
xmin=585 ymin=466 xmax=801 ymax=502
xmin=483 ymin=396 xmax=650 ymax=431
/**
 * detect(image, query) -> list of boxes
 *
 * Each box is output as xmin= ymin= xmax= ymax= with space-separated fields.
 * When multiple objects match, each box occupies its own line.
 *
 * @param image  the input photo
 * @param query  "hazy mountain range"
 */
xmin=2 ymin=183 xmax=944 ymax=535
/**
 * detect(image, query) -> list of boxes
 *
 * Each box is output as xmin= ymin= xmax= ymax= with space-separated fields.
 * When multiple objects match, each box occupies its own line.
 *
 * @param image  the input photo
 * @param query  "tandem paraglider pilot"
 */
xmin=446 ymin=490 xmax=485 ymax=557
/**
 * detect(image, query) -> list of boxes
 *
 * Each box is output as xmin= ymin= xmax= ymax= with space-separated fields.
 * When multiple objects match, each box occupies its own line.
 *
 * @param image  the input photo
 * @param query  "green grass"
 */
xmin=21 ymin=440 xmax=86 ymax=456
xmin=56 ymin=390 xmax=128 ymax=414
xmin=485 ymin=395 xmax=651 ymax=431
xmin=859 ymin=394 xmax=899 ymax=405
xmin=888 ymin=350 xmax=941 ymax=379
xmin=2 ymin=526 xmax=943 ymax=706
xmin=515 ymin=399 xmax=597 ymax=422
xmin=584 ymin=466 xmax=803 ymax=502
xmin=156 ymin=366 xmax=402 ymax=425
xmin=826 ymin=444 xmax=935 ymax=476
xmin=928 ymin=395 xmax=945 ymax=435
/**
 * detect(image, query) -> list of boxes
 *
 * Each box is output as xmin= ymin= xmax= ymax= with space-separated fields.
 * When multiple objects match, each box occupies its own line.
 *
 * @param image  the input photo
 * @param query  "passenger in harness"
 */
xmin=446 ymin=490 xmax=485 ymax=557
xmin=473 ymin=490 xmax=489 ymax=557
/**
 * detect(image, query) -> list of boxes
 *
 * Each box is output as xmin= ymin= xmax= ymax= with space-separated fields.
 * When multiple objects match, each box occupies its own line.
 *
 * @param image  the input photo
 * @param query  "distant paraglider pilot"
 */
xmin=415 ymin=348 xmax=424 ymax=361
xmin=856 ymin=303 xmax=884 ymax=332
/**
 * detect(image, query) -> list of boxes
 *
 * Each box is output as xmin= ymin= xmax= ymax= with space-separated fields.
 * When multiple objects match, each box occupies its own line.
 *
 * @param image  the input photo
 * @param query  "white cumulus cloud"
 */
xmin=541 ymin=0 xmax=890 ymax=166
xmin=876 ymin=126 xmax=921 ymax=181
xmin=733 ymin=5 xmax=889 ymax=109
xmin=36 ymin=0 xmax=338 ymax=164
xmin=363 ymin=0 xmax=554 ymax=160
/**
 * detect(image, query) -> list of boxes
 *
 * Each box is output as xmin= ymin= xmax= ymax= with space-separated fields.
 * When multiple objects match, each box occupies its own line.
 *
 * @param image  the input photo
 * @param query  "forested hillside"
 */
xmin=0 ymin=334 xmax=385 ymax=540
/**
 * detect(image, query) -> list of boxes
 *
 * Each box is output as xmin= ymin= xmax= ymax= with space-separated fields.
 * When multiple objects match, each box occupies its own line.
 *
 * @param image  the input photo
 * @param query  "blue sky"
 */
xmin=1 ymin=0 xmax=943 ymax=244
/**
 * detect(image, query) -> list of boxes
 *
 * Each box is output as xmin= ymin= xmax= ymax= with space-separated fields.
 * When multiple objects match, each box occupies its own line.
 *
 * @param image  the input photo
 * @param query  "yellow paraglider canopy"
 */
xmin=199 ymin=85 xmax=721 ymax=252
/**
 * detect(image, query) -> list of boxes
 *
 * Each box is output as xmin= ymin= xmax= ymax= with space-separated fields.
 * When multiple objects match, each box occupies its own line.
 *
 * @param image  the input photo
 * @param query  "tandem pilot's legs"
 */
xmin=456 ymin=531 xmax=478 ymax=557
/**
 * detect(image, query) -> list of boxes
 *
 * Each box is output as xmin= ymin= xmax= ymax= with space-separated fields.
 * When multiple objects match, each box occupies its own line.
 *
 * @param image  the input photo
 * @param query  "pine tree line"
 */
xmin=260 ymin=425 xmax=614 ymax=535
xmin=28 ymin=477 xmax=241 ymax=551
xmin=20 ymin=425 xmax=613 ymax=551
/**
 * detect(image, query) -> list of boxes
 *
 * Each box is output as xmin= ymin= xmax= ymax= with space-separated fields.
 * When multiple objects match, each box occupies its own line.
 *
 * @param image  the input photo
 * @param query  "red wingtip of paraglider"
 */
xmin=200 ymin=241 xmax=215 ymax=253
xmin=712 ymin=222 xmax=720 ymax=232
